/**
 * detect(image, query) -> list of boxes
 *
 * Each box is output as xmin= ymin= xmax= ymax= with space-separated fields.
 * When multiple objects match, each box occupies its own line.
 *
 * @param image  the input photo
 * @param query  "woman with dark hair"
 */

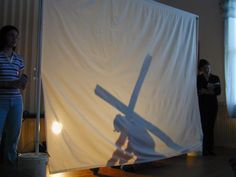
xmin=0 ymin=25 xmax=27 ymax=165
xmin=197 ymin=59 xmax=221 ymax=156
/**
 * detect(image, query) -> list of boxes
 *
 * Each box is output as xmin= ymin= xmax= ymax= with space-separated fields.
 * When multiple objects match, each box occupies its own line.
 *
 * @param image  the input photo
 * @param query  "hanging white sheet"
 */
xmin=42 ymin=0 xmax=202 ymax=173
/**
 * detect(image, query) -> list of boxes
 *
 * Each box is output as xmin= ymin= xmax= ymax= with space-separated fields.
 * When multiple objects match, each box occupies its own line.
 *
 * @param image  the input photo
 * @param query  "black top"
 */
xmin=197 ymin=73 xmax=221 ymax=107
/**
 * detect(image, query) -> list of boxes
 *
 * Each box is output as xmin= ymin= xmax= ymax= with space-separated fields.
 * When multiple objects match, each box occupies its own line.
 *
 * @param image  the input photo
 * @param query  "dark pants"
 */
xmin=200 ymin=102 xmax=218 ymax=154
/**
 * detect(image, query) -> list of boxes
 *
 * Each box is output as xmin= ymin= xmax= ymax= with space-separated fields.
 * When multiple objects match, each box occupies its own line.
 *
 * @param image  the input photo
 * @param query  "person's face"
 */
xmin=201 ymin=64 xmax=211 ymax=75
xmin=5 ymin=29 xmax=19 ymax=49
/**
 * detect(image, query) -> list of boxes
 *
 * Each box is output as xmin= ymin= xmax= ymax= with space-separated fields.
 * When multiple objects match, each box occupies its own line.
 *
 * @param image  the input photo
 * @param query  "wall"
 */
xmin=215 ymin=104 xmax=236 ymax=147
xmin=158 ymin=0 xmax=225 ymax=102
xmin=1 ymin=0 xmax=236 ymax=149
xmin=18 ymin=119 xmax=46 ymax=153
xmin=157 ymin=0 xmax=236 ymax=147
xmin=0 ymin=0 xmax=226 ymax=109
xmin=0 ymin=0 xmax=43 ymax=114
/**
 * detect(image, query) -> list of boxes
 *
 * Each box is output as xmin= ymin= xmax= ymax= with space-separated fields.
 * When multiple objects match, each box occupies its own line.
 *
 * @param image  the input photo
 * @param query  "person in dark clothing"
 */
xmin=197 ymin=59 xmax=221 ymax=156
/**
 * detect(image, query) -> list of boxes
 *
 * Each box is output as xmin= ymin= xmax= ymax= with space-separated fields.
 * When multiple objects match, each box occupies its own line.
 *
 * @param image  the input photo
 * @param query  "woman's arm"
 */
xmin=0 ymin=80 xmax=15 ymax=88
xmin=0 ymin=74 xmax=27 ymax=89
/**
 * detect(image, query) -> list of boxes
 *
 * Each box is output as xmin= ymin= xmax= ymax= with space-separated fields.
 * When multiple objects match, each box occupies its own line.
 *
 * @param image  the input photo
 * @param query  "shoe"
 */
xmin=121 ymin=165 xmax=135 ymax=172
xmin=90 ymin=168 xmax=99 ymax=175
xmin=202 ymin=151 xmax=216 ymax=156
xmin=209 ymin=152 xmax=216 ymax=156
xmin=111 ymin=165 xmax=121 ymax=169
xmin=202 ymin=151 xmax=209 ymax=156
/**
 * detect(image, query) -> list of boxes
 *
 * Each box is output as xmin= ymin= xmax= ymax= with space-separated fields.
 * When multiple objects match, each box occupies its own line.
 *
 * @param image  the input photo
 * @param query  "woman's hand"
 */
xmin=11 ymin=74 xmax=28 ymax=89
xmin=199 ymin=88 xmax=214 ymax=95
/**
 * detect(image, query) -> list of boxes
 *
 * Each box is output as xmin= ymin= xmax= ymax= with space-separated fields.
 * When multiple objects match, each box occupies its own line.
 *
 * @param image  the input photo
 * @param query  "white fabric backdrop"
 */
xmin=42 ymin=0 xmax=202 ymax=173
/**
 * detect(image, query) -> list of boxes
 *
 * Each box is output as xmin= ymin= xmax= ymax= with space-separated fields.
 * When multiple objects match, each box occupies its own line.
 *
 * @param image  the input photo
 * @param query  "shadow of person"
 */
xmin=94 ymin=55 xmax=186 ymax=168
xmin=106 ymin=113 xmax=184 ymax=167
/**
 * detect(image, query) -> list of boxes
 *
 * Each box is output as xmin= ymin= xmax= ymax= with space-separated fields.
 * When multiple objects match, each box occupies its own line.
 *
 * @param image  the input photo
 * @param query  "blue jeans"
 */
xmin=0 ymin=97 xmax=23 ymax=164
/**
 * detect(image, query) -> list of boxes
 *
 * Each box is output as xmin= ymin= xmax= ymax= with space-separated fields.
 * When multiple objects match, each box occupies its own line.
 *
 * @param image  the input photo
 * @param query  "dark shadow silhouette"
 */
xmin=107 ymin=113 xmax=165 ymax=166
xmin=105 ymin=112 xmax=182 ymax=166
xmin=95 ymin=55 xmax=187 ymax=168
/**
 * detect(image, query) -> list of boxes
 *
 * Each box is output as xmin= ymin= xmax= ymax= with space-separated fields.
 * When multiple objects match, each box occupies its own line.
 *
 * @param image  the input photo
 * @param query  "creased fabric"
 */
xmin=42 ymin=0 xmax=202 ymax=173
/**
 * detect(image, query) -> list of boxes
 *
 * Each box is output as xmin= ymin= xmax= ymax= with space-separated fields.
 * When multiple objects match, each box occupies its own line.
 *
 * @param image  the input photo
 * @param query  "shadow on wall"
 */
xmin=95 ymin=55 xmax=186 ymax=166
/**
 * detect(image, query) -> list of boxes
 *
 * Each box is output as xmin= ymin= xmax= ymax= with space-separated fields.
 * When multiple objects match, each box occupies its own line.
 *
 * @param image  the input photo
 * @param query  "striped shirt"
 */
xmin=0 ymin=51 xmax=24 ymax=99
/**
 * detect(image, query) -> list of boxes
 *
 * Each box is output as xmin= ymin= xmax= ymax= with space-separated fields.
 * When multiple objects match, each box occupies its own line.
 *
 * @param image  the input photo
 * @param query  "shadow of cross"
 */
xmin=95 ymin=55 xmax=184 ymax=155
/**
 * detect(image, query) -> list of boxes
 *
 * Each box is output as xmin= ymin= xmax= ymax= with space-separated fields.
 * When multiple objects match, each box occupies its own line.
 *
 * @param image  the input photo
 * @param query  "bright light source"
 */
xmin=49 ymin=173 xmax=63 ymax=177
xmin=52 ymin=121 xmax=63 ymax=135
